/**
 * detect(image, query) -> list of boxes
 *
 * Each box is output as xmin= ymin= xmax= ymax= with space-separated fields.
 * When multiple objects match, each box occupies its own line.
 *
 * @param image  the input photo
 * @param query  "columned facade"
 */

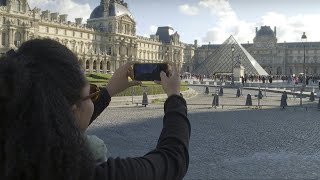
xmin=193 ymin=26 xmax=320 ymax=76
xmin=0 ymin=0 xmax=188 ymax=73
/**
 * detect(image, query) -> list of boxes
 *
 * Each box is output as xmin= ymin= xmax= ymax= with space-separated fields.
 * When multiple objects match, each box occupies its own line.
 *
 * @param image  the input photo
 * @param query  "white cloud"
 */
xmin=197 ymin=0 xmax=320 ymax=44
xmin=198 ymin=0 xmax=254 ymax=44
xmin=149 ymin=25 xmax=158 ymax=34
xmin=258 ymin=12 xmax=320 ymax=42
xmin=179 ymin=4 xmax=199 ymax=16
xmin=28 ymin=0 xmax=92 ymax=22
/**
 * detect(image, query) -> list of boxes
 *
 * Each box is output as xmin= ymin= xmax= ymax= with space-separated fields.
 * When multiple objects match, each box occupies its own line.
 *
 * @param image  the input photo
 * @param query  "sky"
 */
xmin=27 ymin=0 xmax=320 ymax=45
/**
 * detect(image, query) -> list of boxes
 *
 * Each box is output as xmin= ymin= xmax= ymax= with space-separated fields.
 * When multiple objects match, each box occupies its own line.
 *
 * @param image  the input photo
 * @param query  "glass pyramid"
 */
xmin=193 ymin=36 xmax=269 ymax=76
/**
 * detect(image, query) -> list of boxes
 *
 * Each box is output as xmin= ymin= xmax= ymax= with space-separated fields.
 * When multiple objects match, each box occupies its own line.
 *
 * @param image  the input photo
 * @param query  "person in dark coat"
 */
xmin=262 ymin=76 xmax=266 ymax=84
xmin=0 ymin=39 xmax=190 ymax=180
xmin=269 ymin=76 xmax=273 ymax=83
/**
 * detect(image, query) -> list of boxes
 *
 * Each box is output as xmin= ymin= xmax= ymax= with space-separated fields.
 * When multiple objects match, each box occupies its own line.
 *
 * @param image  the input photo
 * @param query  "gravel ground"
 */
xmin=87 ymin=86 xmax=320 ymax=180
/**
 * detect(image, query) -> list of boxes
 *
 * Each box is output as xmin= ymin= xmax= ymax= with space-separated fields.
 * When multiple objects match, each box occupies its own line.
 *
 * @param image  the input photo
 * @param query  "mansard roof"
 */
xmin=278 ymin=42 xmax=320 ymax=48
xmin=0 ymin=0 xmax=6 ymax=6
xmin=155 ymin=26 xmax=175 ymax=44
xmin=256 ymin=26 xmax=276 ymax=38
xmin=90 ymin=1 xmax=134 ymax=19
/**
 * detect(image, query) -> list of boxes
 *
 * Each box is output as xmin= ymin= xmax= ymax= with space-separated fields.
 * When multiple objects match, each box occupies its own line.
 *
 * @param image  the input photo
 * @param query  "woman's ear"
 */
xmin=71 ymin=104 xmax=80 ymax=121
xmin=71 ymin=104 xmax=77 ymax=112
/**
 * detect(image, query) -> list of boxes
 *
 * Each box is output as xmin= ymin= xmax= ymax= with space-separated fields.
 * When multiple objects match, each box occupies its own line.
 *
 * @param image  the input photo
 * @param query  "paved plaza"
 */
xmin=87 ymin=86 xmax=320 ymax=179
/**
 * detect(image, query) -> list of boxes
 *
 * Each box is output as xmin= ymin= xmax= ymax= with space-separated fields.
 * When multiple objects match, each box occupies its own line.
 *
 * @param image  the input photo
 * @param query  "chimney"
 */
xmin=41 ymin=10 xmax=50 ymax=20
xmin=274 ymin=26 xmax=277 ymax=37
xmin=194 ymin=40 xmax=198 ymax=47
xmin=50 ymin=12 xmax=59 ymax=21
xmin=75 ymin=18 xmax=83 ymax=25
xmin=59 ymin=14 xmax=68 ymax=23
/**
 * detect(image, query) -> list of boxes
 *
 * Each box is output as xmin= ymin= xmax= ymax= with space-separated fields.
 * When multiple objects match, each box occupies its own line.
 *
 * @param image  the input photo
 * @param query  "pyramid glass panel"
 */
xmin=193 ymin=36 xmax=269 ymax=76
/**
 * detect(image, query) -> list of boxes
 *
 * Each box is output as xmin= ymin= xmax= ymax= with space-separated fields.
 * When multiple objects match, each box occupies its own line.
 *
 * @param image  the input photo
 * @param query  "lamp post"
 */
xmin=301 ymin=32 xmax=307 ymax=91
xmin=231 ymin=45 xmax=235 ymax=85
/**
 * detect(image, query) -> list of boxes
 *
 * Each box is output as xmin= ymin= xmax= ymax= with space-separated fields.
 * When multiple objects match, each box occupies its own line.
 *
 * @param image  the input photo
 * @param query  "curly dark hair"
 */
xmin=0 ymin=39 xmax=95 ymax=180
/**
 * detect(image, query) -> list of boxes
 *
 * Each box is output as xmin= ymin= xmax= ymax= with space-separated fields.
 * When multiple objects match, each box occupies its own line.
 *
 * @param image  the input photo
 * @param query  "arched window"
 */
xmin=276 ymin=67 xmax=282 ymax=75
xmin=79 ymin=43 xmax=83 ymax=53
xmin=107 ymin=61 xmax=110 ymax=70
xmin=108 ymin=47 xmax=112 ymax=55
xmin=16 ymin=1 xmax=21 ymax=12
xmin=2 ymin=32 xmax=7 ymax=46
xmin=100 ymin=44 xmax=105 ymax=54
xmin=14 ymin=32 xmax=22 ymax=47
xmin=100 ymin=61 xmax=103 ymax=71
xmin=108 ymin=23 xmax=112 ymax=33
xmin=85 ymin=61 xmax=89 ymax=70
xmin=93 ymin=61 xmax=97 ymax=71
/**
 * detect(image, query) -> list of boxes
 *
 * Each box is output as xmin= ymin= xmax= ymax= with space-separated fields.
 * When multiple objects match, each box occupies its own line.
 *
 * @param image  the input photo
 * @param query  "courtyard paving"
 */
xmin=87 ymin=86 xmax=320 ymax=179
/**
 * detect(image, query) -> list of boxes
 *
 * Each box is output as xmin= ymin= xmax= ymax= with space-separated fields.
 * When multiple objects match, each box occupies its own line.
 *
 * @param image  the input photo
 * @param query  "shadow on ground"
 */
xmin=87 ymin=104 xmax=320 ymax=179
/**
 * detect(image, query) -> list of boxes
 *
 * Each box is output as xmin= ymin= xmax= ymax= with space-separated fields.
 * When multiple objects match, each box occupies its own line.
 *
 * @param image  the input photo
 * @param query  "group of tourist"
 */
xmin=182 ymin=72 xmax=320 ymax=87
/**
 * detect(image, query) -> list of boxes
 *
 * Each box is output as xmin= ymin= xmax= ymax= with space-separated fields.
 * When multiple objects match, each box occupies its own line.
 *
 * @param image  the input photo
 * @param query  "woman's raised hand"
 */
xmin=106 ymin=62 xmax=141 ymax=97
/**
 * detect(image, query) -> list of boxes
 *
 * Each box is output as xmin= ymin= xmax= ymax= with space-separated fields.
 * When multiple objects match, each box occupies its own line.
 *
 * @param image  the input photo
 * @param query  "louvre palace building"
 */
xmin=194 ymin=26 xmax=320 ymax=77
xmin=0 ymin=0 xmax=189 ymax=73
xmin=0 ymin=0 xmax=319 ymax=77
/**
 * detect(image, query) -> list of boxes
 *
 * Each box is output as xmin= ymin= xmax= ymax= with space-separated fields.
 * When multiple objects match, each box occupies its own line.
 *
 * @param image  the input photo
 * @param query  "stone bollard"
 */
xmin=258 ymin=90 xmax=263 ymax=99
xmin=212 ymin=94 xmax=219 ymax=107
xmin=219 ymin=87 xmax=224 ymax=96
xmin=205 ymin=86 xmax=209 ymax=94
xmin=236 ymin=88 xmax=241 ymax=98
xmin=142 ymin=92 xmax=148 ymax=107
xmin=280 ymin=91 xmax=288 ymax=109
xmin=245 ymin=94 xmax=252 ymax=106
xmin=310 ymin=92 xmax=315 ymax=102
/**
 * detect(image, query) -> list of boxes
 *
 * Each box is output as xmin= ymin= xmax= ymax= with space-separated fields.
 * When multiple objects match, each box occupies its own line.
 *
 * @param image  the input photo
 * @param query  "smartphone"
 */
xmin=133 ymin=63 xmax=169 ymax=81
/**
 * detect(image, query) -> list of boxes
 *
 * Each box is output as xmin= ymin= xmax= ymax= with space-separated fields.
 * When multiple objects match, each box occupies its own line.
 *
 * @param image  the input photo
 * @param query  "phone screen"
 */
xmin=133 ymin=63 xmax=168 ymax=81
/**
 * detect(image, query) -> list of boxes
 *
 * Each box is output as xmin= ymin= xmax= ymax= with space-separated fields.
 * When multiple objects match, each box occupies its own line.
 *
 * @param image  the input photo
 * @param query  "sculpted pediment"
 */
xmin=119 ymin=14 xmax=134 ymax=23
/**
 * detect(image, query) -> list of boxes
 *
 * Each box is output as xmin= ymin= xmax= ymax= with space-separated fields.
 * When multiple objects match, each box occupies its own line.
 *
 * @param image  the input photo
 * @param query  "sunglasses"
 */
xmin=81 ymin=84 xmax=100 ymax=103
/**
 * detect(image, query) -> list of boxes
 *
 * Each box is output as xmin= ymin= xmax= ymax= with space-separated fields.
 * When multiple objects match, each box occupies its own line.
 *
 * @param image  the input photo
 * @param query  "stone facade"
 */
xmin=4 ymin=1 xmax=310 ymax=77
xmin=193 ymin=26 xmax=320 ymax=76
xmin=0 ymin=0 xmax=189 ymax=73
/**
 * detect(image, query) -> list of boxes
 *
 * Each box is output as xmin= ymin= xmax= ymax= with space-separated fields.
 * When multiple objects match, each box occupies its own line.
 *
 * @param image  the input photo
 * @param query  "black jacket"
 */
xmin=90 ymin=88 xmax=191 ymax=180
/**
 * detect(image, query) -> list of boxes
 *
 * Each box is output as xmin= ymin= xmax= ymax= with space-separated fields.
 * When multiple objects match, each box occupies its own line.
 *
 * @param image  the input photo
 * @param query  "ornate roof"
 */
xmin=256 ymin=26 xmax=276 ymax=38
xmin=156 ymin=26 xmax=175 ymax=44
xmin=90 ymin=1 xmax=134 ymax=19
xmin=0 ymin=0 xmax=6 ymax=6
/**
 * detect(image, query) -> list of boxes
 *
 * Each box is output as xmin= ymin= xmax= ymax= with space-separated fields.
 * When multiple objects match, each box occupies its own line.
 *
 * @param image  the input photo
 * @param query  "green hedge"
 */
xmin=113 ymin=83 xmax=188 ymax=96
xmin=86 ymin=73 xmax=188 ymax=96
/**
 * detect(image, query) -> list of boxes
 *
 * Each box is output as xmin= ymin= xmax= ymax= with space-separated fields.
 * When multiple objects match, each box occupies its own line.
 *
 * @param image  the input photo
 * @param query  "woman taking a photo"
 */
xmin=0 ymin=39 xmax=190 ymax=180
